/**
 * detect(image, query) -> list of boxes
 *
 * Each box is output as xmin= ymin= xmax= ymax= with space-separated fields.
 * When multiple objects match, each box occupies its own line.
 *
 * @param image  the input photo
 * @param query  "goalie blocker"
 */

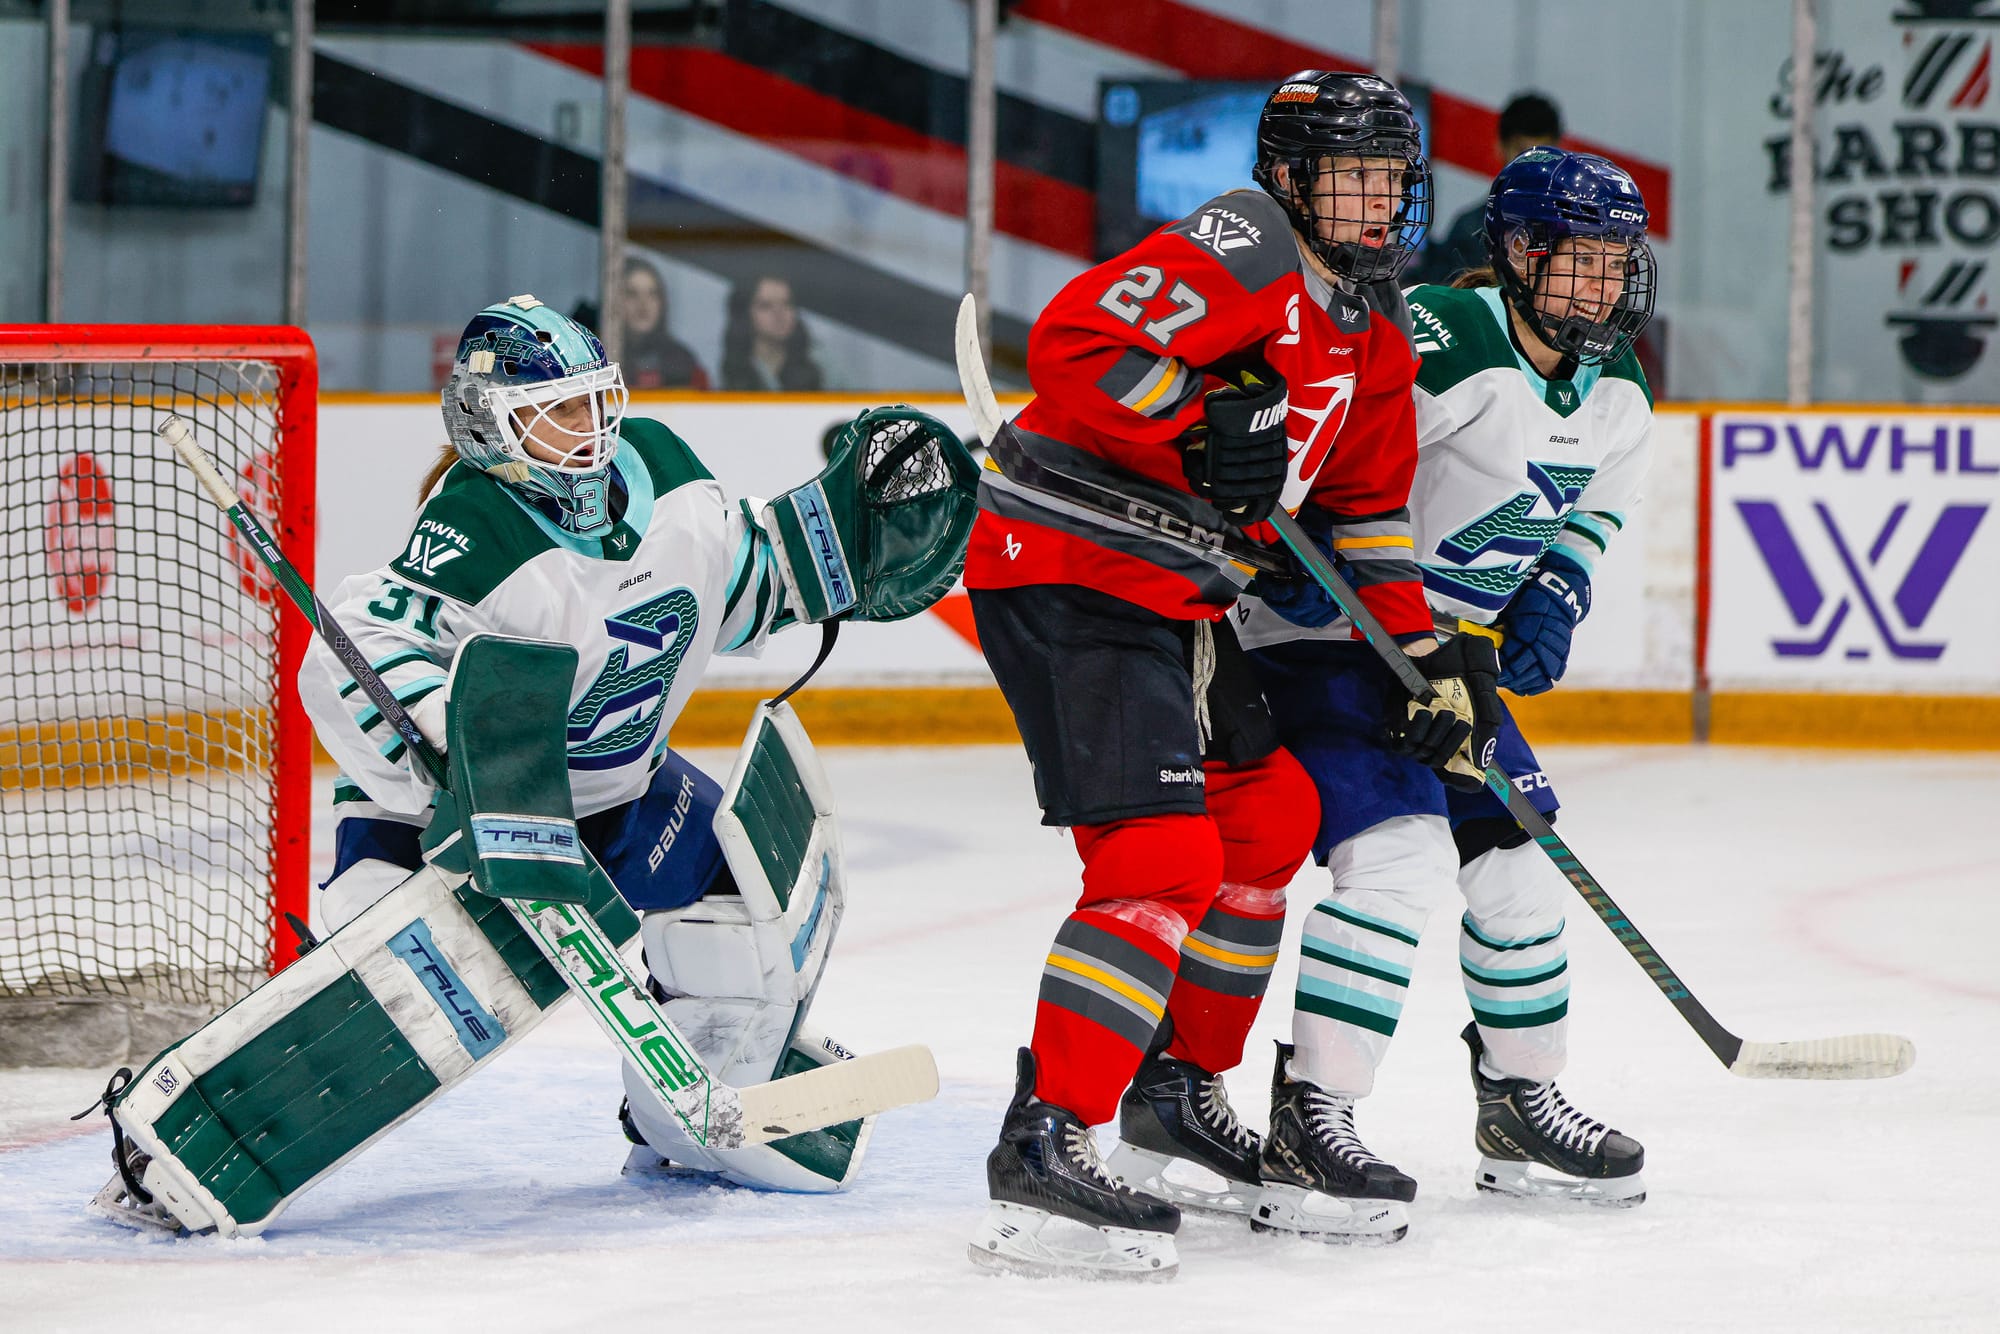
xmin=94 ymin=637 xmax=896 ymax=1237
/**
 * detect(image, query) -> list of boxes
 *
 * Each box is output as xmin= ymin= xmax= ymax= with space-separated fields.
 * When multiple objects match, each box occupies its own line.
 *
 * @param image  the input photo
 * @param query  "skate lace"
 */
xmin=1523 ymin=1082 xmax=1611 ymax=1154
xmin=1302 ymin=1090 xmax=1387 ymax=1167
xmin=1062 ymin=1123 xmax=1121 ymax=1189
xmin=1198 ymin=1074 xmax=1257 ymax=1152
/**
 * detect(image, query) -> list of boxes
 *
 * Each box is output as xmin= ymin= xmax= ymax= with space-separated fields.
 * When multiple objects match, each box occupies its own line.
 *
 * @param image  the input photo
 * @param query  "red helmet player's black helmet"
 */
xmin=1252 ymin=70 xmax=1432 ymax=285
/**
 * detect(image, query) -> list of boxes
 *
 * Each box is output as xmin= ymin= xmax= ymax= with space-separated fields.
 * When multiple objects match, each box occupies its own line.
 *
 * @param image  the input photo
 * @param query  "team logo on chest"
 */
xmin=1422 ymin=461 xmax=1597 ymax=612
xmin=567 ymin=586 xmax=700 ymax=771
xmin=1286 ymin=372 xmax=1358 ymax=484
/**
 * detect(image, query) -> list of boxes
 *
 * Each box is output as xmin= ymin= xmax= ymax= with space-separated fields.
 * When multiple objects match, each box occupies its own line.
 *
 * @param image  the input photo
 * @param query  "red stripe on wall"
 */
xmin=528 ymin=43 xmax=1097 ymax=260
xmin=1014 ymin=0 xmax=1673 ymax=239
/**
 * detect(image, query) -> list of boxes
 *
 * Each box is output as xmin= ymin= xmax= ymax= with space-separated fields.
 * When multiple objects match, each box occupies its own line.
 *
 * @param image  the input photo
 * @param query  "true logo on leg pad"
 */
xmin=390 ymin=919 xmax=507 ymax=1058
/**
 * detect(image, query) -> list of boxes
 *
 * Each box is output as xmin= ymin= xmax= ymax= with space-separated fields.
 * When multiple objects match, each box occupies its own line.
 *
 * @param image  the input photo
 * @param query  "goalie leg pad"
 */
xmin=617 ymin=702 xmax=868 ymax=1191
xmin=97 ymin=859 xmax=636 ymax=1238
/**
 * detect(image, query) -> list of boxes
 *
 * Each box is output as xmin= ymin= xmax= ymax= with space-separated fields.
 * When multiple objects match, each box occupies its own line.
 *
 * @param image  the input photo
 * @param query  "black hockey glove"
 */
xmin=1385 ymin=633 xmax=1502 ymax=792
xmin=1181 ymin=362 xmax=1289 ymax=524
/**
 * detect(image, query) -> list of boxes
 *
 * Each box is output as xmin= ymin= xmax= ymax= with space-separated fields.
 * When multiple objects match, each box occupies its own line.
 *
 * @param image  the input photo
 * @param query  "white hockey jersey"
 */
xmin=1239 ymin=281 xmax=1652 ymax=649
xmin=300 ymin=417 xmax=790 ymax=820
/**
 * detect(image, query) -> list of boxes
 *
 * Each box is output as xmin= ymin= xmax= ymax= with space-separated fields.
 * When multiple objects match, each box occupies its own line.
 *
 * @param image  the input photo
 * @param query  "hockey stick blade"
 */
xmin=955 ymin=293 xmax=1006 ymax=447
xmin=736 ymin=1044 xmax=940 ymax=1143
xmin=1729 ymin=1033 xmax=1916 ymax=1081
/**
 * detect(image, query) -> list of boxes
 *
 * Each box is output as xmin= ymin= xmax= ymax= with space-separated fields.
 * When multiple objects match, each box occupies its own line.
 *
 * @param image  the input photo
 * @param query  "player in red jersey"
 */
xmin=966 ymin=72 xmax=1501 ymax=1278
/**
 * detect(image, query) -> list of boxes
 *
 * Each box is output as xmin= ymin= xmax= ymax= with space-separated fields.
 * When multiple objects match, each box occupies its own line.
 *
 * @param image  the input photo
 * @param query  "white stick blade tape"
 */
xmin=1730 ymin=1033 xmax=1916 ymax=1080
xmin=953 ymin=293 xmax=1005 ymax=448
xmin=735 ymin=1044 xmax=940 ymax=1144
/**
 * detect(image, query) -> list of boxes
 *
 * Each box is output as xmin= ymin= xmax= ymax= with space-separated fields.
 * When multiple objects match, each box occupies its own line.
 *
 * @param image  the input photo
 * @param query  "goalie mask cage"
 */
xmin=0 ymin=326 xmax=315 ymax=1066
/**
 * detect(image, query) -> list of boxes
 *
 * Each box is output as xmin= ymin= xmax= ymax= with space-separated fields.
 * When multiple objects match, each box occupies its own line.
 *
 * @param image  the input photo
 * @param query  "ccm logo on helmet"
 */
xmin=1607 ymin=207 xmax=1644 ymax=223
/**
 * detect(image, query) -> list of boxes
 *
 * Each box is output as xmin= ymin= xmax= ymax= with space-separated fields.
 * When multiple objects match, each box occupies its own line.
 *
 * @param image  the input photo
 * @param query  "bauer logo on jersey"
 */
xmin=788 ymin=481 xmax=857 ymax=615
xmin=469 ymin=814 xmax=585 ymax=864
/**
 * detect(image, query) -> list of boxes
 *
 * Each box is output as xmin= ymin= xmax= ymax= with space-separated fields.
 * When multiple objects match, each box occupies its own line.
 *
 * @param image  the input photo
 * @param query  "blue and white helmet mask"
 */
xmin=441 ymin=295 xmax=630 ymax=537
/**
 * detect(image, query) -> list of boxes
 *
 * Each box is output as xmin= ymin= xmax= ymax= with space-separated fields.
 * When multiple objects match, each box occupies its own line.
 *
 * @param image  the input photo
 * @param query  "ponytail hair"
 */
xmin=417 ymin=443 xmax=457 ymax=502
xmin=1450 ymin=266 xmax=1501 ymax=289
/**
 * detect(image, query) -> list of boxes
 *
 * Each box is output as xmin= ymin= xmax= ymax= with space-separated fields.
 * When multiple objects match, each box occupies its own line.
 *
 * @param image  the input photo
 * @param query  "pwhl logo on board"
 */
xmin=1724 ymin=416 xmax=1996 ymax=661
xmin=1737 ymin=498 xmax=1985 ymax=660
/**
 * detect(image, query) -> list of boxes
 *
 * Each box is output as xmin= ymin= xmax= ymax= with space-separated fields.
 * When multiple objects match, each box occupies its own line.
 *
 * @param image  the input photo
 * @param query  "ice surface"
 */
xmin=4 ymin=743 xmax=1996 ymax=1332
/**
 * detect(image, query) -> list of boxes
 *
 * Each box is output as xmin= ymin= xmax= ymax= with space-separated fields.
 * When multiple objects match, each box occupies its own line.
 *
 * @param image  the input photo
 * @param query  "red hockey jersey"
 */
xmin=966 ymin=188 xmax=1431 ymax=640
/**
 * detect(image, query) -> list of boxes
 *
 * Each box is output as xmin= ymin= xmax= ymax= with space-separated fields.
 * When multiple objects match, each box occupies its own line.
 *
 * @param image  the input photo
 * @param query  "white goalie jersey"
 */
xmin=299 ymin=417 xmax=791 ymax=819
xmin=1402 ymin=282 xmax=1653 ymax=628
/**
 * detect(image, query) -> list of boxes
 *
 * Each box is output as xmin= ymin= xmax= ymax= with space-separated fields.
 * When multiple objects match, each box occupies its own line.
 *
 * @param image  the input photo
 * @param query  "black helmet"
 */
xmin=1252 ymin=70 xmax=1432 ymax=284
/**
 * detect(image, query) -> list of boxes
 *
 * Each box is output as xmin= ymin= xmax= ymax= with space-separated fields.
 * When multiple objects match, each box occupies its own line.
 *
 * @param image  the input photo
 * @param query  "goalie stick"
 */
xmin=162 ymin=415 xmax=938 ymax=1143
xmin=953 ymin=295 xmax=1913 ymax=1082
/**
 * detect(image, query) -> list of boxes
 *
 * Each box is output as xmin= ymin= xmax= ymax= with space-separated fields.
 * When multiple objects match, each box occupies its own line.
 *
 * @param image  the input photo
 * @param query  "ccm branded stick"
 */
xmin=954 ymin=295 xmax=1912 ymax=1081
xmin=163 ymin=414 xmax=939 ymax=1141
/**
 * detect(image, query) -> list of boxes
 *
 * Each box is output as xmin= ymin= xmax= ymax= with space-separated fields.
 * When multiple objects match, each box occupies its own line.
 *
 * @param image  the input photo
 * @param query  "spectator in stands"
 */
xmin=1410 ymin=92 xmax=1563 ymax=287
xmin=721 ymin=275 xmax=824 ymax=392
xmin=619 ymin=257 xmax=711 ymax=390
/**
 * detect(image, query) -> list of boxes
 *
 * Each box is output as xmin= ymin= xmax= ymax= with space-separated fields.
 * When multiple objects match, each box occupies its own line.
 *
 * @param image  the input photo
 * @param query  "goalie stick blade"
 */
xmin=735 ymin=1044 xmax=940 ymax=1144
xmin=1728 ymin=1033 xmax=1916 ymax=1081
xmin=955 ymin=294 xmax=1005 ymax=448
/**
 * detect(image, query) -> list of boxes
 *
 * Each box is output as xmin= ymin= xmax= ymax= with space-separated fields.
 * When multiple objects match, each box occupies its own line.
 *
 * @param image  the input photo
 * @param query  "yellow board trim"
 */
xmin=1182 ymin=937 xmax=1280 ymax=968
xmin=1044 ymin=954 xmax=1167 ymax=1019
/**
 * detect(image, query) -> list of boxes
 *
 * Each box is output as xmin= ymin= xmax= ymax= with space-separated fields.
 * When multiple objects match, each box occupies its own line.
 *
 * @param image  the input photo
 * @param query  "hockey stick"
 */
xmin=953 ymin=298 xmax=1913 ymax=1082
xmin=162 ymin=415 xmax=938 ymax=1141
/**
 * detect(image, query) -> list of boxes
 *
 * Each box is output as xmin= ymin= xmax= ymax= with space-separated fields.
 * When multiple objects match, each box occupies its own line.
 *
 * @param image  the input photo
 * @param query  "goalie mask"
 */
xmin=1483 ymin=148 xmax=1657 ymax=366
xmin=441 ymin=295 xmax=630 ymax=537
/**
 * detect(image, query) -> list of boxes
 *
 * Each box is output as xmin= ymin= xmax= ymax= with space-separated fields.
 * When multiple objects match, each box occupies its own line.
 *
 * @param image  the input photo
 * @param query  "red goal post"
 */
xmin=0 ymin=325 xmax=316 ymax=1063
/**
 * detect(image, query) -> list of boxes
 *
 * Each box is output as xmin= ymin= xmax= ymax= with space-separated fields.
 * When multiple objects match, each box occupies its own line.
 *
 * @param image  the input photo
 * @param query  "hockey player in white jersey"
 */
xmin=299 ymin=295 xmax=969 ymax=1194
xmin=1237 ymin=148 xmax=1657 ymax=1234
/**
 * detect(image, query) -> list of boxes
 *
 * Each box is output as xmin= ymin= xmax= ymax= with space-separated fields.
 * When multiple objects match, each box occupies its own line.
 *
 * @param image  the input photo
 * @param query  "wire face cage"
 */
xmin=0 ymin=326 xmax=315 ymax=1064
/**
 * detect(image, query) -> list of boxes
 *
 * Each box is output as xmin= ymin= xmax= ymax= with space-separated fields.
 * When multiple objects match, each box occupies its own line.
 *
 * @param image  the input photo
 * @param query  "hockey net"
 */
xmin=0 ymin=326 xmax=314 ymax=1065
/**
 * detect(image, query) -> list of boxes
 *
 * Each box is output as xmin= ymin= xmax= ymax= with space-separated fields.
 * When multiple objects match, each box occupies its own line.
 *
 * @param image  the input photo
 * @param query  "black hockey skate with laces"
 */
xmin=968 ymin=1048 xmax=1180 ymax=1279
xmin=1463 ymin=1022 xmax=1646 ymax=1206
xmin=1249 ymin=1043 xmax=1412 ymax=1245
xmin=1106 ymin=1051 xmax=1264 ymax=1217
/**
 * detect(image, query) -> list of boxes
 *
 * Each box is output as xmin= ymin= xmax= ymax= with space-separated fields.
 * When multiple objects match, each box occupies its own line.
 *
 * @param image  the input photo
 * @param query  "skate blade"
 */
xmin=89 ymin=1175 xmax=188 ymax=1236
xmin=967 ymin=1201 xmax=1179 ymax=1280
xmin=1103 ymin=1142 xmax=1259 ymax=1219
xmin=1474 ymin=1156 xmax=1647 ymax=1207
xmin=1249 ymin=1182 xmax=1410 ymax=1246
xmin=619 ymin=1146 xmax=713 ymax=1182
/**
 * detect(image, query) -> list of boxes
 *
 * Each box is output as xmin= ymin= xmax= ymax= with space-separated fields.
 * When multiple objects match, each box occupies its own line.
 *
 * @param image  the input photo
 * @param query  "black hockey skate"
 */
xmin=968 ymin=1048 xmax=1180 ymax=1280
xmin=1250 ymin=1043 xmax=1412 ymax=1245
xmin=1463 ymin=1022 xmax=1646 ymax=1206
xmin=1105 ymin=1050 xmax=1263 ymax=1217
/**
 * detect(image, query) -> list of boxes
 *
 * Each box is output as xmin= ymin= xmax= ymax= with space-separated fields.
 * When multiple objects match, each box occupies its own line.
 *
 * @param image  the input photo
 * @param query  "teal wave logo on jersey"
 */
xmin=1422 ymin=462 xmax=1595 ymax=613
xmin=567 ymin=587 xmax=700 ymax=771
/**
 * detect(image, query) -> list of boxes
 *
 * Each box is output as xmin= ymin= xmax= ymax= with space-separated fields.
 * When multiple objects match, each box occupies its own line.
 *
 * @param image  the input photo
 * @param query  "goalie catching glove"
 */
xmin=1180 ymin=359 xmax=1290 ymax=525
xmin=764 ymin=405 xmax=979 ymax=623
xmin=1385 ymin=633 xmax=1502 ymax=792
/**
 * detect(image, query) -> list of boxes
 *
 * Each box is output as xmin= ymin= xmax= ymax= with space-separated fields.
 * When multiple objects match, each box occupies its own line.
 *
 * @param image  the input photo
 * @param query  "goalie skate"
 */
xmin=967 ymin=1049 xmax=1179 ymax=1281
xmin=1464 ymin=1023 xmax=1646 ymax=1207
xmin=1104 ymin=1051 xmax=1262 ymax=1218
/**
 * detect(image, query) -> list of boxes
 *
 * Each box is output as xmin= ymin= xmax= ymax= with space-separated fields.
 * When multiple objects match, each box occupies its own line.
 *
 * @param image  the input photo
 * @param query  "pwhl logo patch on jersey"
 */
xmin=404 ymin=518 xmax=472 ymax=577
xmin=1190 ymin=208 xmax=1262 ymax=255
xmin=1737 ymin=499 xmax=1986 ymax=660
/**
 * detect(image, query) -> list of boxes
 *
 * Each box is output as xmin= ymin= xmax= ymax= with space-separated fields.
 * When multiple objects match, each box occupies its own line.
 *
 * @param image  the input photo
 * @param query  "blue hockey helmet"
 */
xmin=1252 ymin=70 xmax=1432 ymax=285
xmin=1483 ymin=148 xmax=1656 ymax=365
xmin=441 ymin=295 xmax=629 ymax=536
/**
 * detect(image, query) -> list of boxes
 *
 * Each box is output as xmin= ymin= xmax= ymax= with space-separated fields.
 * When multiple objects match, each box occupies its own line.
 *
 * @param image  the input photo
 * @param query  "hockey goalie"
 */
xmin=87 ymin=296 xmax=975 ymax=1237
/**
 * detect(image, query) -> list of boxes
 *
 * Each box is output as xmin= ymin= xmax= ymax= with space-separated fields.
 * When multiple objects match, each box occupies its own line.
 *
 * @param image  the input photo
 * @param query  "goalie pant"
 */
xmin=1244 ymin=636 xmax=1572 ymax=1095
xmin=325 ymin=739 xmax=866 ymax=1194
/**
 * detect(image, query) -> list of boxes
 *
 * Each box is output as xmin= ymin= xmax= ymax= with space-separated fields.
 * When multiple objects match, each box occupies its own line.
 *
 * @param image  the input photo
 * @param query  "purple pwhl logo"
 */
xmin=1736 ymin=499 xmax=1987 ymax=660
